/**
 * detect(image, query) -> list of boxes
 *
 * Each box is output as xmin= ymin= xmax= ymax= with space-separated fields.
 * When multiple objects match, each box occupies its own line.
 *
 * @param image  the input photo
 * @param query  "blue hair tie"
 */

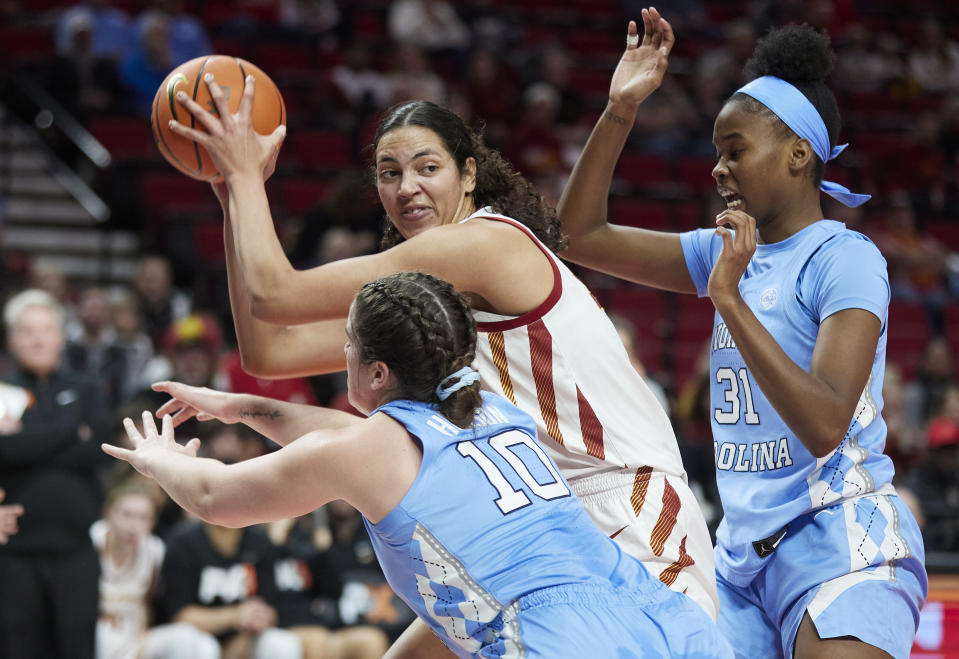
xmin=735 ymin=76 xmax=871 ymax=208
xmin=436 ymin=366 xmax=480 ymax=401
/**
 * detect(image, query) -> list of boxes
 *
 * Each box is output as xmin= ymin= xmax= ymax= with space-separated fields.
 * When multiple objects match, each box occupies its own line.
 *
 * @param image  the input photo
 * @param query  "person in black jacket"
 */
xmin=0 ymin=288 xmax=111 ymax=659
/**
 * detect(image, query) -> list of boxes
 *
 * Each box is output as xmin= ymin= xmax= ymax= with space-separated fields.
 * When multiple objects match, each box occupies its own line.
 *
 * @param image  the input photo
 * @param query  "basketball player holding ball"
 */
xmin=162 ymin=10 xmax=718 ymax=658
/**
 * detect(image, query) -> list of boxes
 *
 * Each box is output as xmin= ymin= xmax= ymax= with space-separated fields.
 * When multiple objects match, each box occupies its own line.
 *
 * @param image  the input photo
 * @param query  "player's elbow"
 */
xmin=805 ymin=423 xmax=849 ymax=459
xmin=235 ymin=345 xmax=284 ymax=380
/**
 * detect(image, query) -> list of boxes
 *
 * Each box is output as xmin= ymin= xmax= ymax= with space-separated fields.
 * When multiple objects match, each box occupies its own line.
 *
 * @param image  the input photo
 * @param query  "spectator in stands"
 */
xmin=265 ymin=513 xmax=390 ymax=658
xmin=56 ymin=0 xmax=133 ymax=61
xmin=139 ymin=0 xmax=212 ymax=67
xmin=870 ymin=190 xmax=954 ymax=333
xmin=906 ymin=416 xmax=959 ymax=552
xmin=902 ymin=335 xmax=957 ymax=431
xmin=907 ymin=17 xmax=959 ymax=94
xmin=883 ymin=362 xmax=925 ymax=476
xmin=313 ymin=500 xmax=416 ymax=644
xmin=329 ymin=41 xmax=392 ymax=119
xmin=387 ymin=0 xmax=470 ymax=58
xmin=145 ymin=311 xmax=223 ymax=391
xmin=92 ymin=481 xmax=220 ymax=659
xmin=66 ymin=286 xmax=127 ymax=408
xmin=110 ymin=287 xmax=155 ymax=401
xmin=0 ymin=289 xmax=111 ymax=659
xmin=119 ymin=10 xmax=174 ymax=116
xmin=608 ymin=312 xmax=670 ymax=415
xmin=694 ymin=20 xmax=755 ymax=94
xmin=48 ymin=8 xmax=123 ymax=122
xmin=535 ymin=45 xmax=586 ymax=127
xmin=461 ymin=48 xmax=518 ymax=147
xmin=132 ymin=254 xmax=192 ymax=348
xmin=0 ymin=489 xmax=23 ymax=544
xmin=629 ymin=76 xmax=698 ymax=154
xmin=507 ymin=82 xmax=564 ymax=181
xmin=156 ymin=422 xmax=303 ymax=659
xmin=385 ymin=43 xmax=446 ymax=105
xmin=833 ymin=23 xmax=890 ymax=93
xmin=277 ymin=0 xmax=341 ymax=42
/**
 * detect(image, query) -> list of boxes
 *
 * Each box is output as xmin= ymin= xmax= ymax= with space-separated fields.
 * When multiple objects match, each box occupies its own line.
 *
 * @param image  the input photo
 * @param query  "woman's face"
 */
xmin=375 ymin=126 xmax=476 ymax=241
xmin=711 ymin=102 xmax=795 ymax=226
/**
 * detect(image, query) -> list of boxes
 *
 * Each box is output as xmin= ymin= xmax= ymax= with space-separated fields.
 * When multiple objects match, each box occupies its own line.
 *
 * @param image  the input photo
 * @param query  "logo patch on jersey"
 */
xmin=759 ymin=287 xmax=778 ymax=310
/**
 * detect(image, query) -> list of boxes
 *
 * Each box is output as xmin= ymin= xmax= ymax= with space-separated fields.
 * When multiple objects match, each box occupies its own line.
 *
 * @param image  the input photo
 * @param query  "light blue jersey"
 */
xmin=682 ymin=220 xmax=926 ymax=658
xmin=365 ymin=391 xmax=731 ymax=658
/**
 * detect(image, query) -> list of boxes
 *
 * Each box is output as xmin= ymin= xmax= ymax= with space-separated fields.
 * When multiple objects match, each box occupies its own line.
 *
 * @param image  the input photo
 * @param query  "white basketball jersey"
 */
xmin=466 ymin=212 xmax=687 ymax=482
xmin=91 ymin=519 xmax=165 ymax=651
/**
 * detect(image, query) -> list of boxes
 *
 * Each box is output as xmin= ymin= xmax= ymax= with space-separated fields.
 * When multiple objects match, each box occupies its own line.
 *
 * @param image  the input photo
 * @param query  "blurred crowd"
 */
xmin=1 ymin=0 xmax=959 ymax=656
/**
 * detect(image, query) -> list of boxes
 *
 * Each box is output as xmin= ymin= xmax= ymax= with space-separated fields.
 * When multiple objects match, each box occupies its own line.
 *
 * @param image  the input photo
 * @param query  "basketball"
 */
xmin=151 ymin=55 xmax=286 ymax=182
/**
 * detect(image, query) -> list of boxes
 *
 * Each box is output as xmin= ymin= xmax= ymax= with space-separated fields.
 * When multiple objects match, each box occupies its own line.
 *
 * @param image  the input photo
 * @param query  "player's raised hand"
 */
xmin=168 ymin=74 xmax=286 ymax=184
xmin=102 ymin=412 xmax=200 ymax=477
xmin=152 ymin=381 xmax=244 ymax=428
xmin=609 ymin=8 xmax=675 ymax=108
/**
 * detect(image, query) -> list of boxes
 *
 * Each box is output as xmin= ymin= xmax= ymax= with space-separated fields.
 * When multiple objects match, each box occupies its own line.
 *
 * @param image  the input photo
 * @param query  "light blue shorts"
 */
xmin=716 ymin=492 xmax=927 ymax=659
xmin=483 ymin=581 xmax=733 ymax=658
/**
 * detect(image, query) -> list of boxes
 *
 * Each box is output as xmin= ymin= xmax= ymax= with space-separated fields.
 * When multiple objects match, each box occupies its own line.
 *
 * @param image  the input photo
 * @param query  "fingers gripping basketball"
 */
xmin=151 ymin=55 xmax=286 ymax=182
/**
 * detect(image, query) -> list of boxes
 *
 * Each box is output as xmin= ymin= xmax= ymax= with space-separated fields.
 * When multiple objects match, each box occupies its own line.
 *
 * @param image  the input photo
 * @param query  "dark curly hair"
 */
xmin=730 ymin=24 xmax=840 ymax=186
xmin=352 ymin=271 xmax=482 ymax=428
xmin=371 ymin=101 xmax=565 ymax=253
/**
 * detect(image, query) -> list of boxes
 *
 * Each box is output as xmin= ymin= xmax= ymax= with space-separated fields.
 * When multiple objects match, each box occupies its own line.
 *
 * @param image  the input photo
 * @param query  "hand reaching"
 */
xmin=101 ymin=412 xmax=200 ymax=478
xmin=168 ymin=74 xmax=286 ymax=185
xmin=609 ymin=8 xmax=675 ymax=108
xmin=152 ymin=381 xmax=244 ymax=428
xmin=707 ymin=209 xmax=756 ymax=310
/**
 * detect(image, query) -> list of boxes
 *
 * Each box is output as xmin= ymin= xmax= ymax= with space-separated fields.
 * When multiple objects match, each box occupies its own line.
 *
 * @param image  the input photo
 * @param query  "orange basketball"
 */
xmin=151 ymin=55 xmax=286 ymax=182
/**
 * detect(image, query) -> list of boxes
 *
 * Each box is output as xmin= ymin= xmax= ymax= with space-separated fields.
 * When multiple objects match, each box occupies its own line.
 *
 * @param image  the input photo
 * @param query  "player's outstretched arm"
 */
xmin=152 ymin=380 xmax=362 ymax=446
xmin=102 ymin=410 xmax=418 ymax=528
xmin=558 ymin=9 xmax=695 ymax=294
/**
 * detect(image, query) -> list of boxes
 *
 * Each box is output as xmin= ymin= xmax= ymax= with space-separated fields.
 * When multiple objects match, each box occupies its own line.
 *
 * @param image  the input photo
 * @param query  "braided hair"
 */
xmin=729 ymin=24 xmax=840 ymax=187
xmin=352 ymin=272 xmax=482 ymax=428
xmin=372 ymin=101 xmax=566 ymax=253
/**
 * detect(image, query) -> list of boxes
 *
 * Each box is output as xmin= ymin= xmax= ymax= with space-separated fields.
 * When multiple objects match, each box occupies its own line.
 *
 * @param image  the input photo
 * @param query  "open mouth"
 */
xmin=401 ymin=206 xmax=431 ymax=222
xmin=719 ymin=191 xmax=744 ymax=211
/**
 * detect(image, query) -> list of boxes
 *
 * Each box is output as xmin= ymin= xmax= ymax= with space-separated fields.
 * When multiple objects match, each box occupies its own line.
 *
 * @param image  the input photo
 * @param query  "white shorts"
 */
xmin=569 ymin=466 xmax=719 ymax=620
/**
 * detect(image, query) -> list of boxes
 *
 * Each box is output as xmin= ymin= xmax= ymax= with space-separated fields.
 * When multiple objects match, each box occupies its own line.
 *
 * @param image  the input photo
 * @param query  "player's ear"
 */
xmin=369 ymin=360 xmax=392 ymax=392
xmin=789 ymin=138 xmax=814 ymax=172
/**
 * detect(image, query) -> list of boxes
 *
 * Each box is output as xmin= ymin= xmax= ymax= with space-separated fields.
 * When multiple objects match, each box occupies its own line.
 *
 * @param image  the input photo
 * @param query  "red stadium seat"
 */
xmin=677 ymin=155 xmax=716 ymax=194
xmin=294 ymin=131 xmax=354 ymax=172
xmin=610 ymin=198 xmax=672 ymax=230
xmin=614 ymin=153 xmax=673 ymax=190
xmin=88 ymin=117 xmax=157 ymax=162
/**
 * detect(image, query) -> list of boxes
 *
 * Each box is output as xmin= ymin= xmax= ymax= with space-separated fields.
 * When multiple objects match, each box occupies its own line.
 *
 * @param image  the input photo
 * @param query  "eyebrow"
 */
xmin=377 ymin=149 xmax=441 ymax=164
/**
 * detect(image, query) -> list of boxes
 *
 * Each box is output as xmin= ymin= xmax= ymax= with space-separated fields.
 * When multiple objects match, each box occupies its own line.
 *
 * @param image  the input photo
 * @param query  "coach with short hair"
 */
xmin=0 ymin=289 xmax=111 ymax=659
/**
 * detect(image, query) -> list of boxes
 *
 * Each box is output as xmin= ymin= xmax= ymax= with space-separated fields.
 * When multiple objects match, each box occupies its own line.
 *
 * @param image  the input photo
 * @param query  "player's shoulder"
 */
xmin=814 ymin=223 xmax=885 ymax=266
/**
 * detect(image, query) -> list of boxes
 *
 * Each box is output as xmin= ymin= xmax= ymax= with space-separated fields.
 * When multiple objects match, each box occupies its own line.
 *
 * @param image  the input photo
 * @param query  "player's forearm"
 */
xmin=233 ymin=396 xmax=362 ymax=446
xmin=225 ymin=172 xmax=300 ymax=322
xmin=557 ymin=101 xmax=637 ymax=247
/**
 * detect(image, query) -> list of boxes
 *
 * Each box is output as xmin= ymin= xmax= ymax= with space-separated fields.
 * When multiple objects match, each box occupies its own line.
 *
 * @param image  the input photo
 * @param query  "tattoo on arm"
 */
xmin=603 ymin=108 xmax=631 ymax=126
xmin=239 ymin=409 xmax=282 ymax=421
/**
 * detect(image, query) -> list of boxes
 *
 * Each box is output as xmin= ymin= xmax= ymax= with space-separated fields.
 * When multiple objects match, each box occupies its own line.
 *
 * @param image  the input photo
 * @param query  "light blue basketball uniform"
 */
xmin=365 ymin=391 xmax=732 ymax=658
xmin=681 ymin=220 xmax=927 ymax=659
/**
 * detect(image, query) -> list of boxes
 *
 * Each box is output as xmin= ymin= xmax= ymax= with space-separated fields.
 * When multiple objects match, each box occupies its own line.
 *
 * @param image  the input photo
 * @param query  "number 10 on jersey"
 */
xmin=457 ymin=431 xmax=570 ymax=514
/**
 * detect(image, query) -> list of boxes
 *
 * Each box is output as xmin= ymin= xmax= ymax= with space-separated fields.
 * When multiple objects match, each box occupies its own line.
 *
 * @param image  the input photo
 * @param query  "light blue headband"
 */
xmin=436 ymin=366 xmax=480 ymax=401
xmin=735 ymin=76 xmax=870 ymax=208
